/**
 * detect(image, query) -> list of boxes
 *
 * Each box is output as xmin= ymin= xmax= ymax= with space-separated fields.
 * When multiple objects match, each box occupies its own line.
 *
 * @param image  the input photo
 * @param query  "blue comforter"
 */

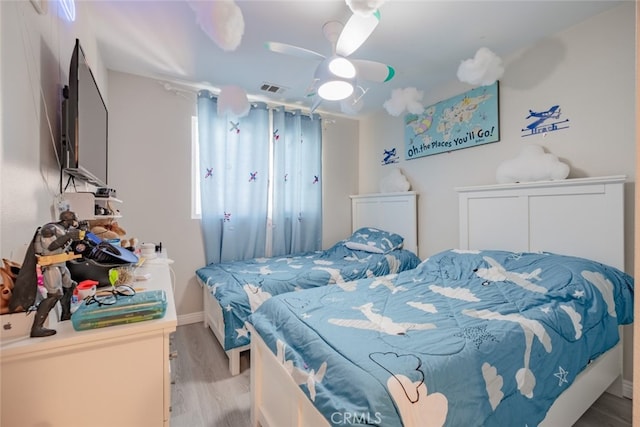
xmin=249 ymin=249 xmax=634 ymax=427
xmin=196 ymin=242 xmax=421 ymax=350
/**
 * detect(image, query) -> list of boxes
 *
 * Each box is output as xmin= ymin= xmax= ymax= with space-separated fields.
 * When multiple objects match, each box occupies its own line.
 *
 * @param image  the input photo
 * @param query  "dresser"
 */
xmin=0 ymin=256 xmax=177 ymax=427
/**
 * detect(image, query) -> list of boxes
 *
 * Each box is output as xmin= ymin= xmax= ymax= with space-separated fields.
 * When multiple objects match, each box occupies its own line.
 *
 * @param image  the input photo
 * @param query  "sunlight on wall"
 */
xmin=59 ymin=0 xmax=75 ymax=22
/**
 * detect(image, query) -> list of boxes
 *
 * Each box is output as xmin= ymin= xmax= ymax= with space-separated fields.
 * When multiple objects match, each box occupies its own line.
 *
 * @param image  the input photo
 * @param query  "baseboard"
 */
xmin=623 ymin=379 xmax=632 ymax=399
xmin=178 ymin=311 xmax=204 ymax=326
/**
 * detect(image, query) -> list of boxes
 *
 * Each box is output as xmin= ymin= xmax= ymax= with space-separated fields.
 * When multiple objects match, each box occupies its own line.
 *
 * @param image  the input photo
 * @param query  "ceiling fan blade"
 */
xmin=352 ymin=59 xmax=395 ymax=83
xmin=265 ymin=42 xmax=325 ymax=61
xmin=304 ymin=78 xmax=320 ymax=98
xmin=340 ymin=85 xmax=368 ymax=115
xmin=310 ymin=96 xmax=323 ymax=113
xmin=335 ymin=10 xmax=380 ymax=57
xmin=340 ymin=96 xmax=363 ymax=115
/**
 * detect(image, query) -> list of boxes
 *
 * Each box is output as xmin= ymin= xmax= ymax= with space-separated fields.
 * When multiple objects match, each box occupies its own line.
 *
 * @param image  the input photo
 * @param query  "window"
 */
xmin=194 ymin=92 xmax=322 ymax=263
xmin=191 ymin=116 xmax=201 ymax=219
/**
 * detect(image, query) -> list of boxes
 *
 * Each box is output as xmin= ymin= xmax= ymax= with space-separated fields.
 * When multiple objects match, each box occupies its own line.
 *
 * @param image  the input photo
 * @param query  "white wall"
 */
xmin=358 ymin=2 xmax=635 ymax=383
xmin=322 ymin=118 xmax=359 ymax=248
xmin=359 ymin=3 xmax=635 ymax=263
xmin=106 ymin=71 xmax=202 ymax=320
xmin=0 ymin=1 xmax=106 ymax=257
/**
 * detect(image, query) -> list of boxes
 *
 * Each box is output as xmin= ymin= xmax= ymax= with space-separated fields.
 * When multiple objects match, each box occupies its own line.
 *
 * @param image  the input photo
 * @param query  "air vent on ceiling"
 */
xmin=260 ymin=82 xmax=287 ymax=94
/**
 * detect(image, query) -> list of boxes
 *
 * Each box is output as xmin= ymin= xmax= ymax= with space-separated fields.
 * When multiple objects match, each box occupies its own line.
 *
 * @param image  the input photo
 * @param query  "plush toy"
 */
xmin=2 ymin=258 xmax=20 ymax=280
xmin=379 ymin=167 xmax=411 ymax=193
xmin=89 ymin=219 xmax=125 ymax=241
xmin=0 ymin=278 xmax=13 ymax=314
xmin=120 ymin=238 xmax=139 ymax=250
xmin=88 ymin=219 xmax=137 ymax=248
xmin=0 ymin=258 xmax=21 ymax=314
xmin=495 ymin=144 xmax=570 ymax=184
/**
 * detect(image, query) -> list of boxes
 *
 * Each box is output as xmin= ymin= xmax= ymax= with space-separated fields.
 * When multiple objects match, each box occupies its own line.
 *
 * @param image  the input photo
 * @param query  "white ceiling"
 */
xmin=86 ymin=0 xmax=624 ymax=117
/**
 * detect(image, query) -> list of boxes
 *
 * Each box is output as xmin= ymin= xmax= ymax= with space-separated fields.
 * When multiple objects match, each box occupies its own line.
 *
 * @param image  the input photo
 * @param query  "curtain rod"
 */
xmin=160 ymin=80 xmax=350 ymax=120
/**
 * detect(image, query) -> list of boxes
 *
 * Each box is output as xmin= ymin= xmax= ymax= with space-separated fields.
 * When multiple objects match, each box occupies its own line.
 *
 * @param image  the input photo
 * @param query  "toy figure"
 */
xmin=29 ymin=210 xmax=86 ymax=336
xmin=26 ymin=211 xmax=85 ymax=337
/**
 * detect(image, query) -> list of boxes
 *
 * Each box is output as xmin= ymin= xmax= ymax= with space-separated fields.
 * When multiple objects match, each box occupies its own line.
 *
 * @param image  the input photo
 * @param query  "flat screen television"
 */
xmin=61 ymin=38 xmax=108 ymax=188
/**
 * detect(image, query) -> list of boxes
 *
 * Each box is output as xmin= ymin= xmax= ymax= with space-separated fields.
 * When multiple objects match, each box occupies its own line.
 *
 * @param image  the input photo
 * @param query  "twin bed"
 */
xmin=197 ymin=192 xmax=421 ymax=375
xmin=247 ymin=176 xmax=634 ymax=427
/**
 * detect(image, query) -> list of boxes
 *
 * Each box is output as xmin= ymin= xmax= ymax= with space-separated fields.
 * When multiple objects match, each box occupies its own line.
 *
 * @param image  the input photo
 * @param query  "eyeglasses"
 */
xmin=84 ymin=294 xmax=116 ymax=307
xmin=112 ymin=285 xmax=136 ymax=297
xmin=85 ymin=285 xmax=136 ymax=307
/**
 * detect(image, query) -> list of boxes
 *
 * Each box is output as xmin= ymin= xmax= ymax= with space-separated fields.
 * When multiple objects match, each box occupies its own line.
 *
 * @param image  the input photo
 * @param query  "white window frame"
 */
xmin=191 ymin=116 xmax=201 ymax=219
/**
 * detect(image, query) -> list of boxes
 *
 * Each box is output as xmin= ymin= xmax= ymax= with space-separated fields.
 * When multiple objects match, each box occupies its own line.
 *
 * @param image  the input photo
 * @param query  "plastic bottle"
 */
xmin=70 ymin=290 xmax=81 ymax=314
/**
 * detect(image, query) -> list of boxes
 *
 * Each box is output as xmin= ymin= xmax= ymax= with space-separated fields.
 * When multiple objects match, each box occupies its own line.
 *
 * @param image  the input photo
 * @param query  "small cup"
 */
xmin=76 ymin=280 xmax=98 ymax=300
xmin=140 ymin=242 xmax=156 ymax=259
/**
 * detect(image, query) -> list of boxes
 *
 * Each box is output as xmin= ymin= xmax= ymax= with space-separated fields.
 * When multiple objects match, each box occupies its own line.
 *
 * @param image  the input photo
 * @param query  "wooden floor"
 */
xmin=169 ymin=323 xmax=632 ymax=427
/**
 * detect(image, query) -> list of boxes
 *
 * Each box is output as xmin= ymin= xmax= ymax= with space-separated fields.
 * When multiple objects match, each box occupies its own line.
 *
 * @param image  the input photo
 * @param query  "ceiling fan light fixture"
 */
xmin=315 ymin=56 xmax=356 ymax=101
xmin=318 ymin=80 xmax=354 ymax=101
xmin=328 ymin=57 xmax=356 ymax=79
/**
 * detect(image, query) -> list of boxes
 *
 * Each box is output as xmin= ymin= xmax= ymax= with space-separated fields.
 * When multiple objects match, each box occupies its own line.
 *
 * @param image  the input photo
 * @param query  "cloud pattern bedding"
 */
xmin=249 ymin=249 xmax=634 ymax=427
xmin=196 ymin=239 xmax=421 ymax=350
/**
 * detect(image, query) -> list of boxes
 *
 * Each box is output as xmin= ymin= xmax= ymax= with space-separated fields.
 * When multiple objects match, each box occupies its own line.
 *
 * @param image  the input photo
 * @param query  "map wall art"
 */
xmin=404 ymin=82 xmax=500 ymax=159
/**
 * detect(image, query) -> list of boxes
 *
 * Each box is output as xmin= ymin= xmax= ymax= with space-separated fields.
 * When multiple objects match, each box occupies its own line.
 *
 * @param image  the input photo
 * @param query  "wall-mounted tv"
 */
xmin=61 ymin=38 xmax=108 ymax=188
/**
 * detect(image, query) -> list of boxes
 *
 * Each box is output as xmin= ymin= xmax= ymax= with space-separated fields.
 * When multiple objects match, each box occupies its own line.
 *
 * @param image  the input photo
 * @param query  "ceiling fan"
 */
xmin=265 ymin=10 xmax=395 ymax=114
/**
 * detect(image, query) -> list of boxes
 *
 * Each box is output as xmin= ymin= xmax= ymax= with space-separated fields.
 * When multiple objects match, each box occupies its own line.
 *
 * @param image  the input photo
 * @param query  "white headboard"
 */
xmin=456 ymin=176 xmax=625 ymax=270
xmin=350 ymin=192 xmax=418 ymax=254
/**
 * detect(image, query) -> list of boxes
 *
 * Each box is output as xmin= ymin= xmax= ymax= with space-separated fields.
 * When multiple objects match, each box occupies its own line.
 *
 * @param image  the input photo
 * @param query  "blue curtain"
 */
xmin=197 ymin=90 xmax=270 ymax=264
xmin=271 ymin=108 xmax=322 ymax=256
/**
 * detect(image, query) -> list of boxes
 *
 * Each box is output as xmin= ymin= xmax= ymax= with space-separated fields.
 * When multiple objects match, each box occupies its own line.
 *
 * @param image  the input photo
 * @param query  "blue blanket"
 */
xmin=196 ymin=241 xmax=420 ymax=350
xmin=250 ymin=249 xmax=634 ymax=427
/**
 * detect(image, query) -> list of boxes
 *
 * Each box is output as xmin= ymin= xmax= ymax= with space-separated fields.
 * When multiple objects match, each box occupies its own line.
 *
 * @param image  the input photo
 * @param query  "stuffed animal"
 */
xmin=2 ymin=258 xmax=20 ymax=280
xmin=120 ymin=237 xmax=139 ymax=250
xmin=495 ymin=144 xmax=570 ymax=184
xmin=0 ymin=258 xmax=21 ymax=314
xmin=88 ymin=219 xmax=137 ymax=248
xmin=0 ymin=278 xmax=13 ymax=314
xmin=89 ymin=218 xmax=125 ymax=240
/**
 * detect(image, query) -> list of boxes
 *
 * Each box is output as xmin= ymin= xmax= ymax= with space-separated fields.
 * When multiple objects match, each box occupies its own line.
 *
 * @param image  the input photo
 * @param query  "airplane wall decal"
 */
xmin=521 ymin=104 xmax=570 ymax=137
xmin=525 ymin=105 xmax=561 ymax=130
